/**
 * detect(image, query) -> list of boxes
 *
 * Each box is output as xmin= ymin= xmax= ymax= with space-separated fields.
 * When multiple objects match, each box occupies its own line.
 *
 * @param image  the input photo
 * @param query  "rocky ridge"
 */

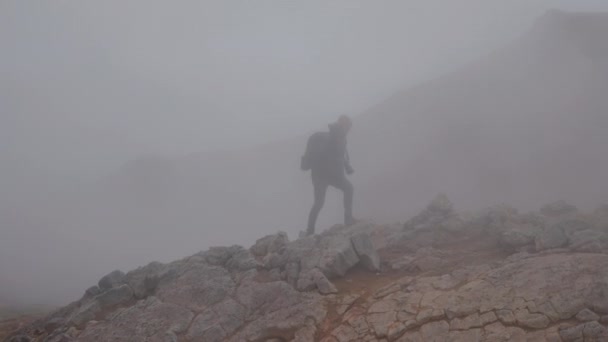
xmin=6 ymin=196 xmax=608 ymax=342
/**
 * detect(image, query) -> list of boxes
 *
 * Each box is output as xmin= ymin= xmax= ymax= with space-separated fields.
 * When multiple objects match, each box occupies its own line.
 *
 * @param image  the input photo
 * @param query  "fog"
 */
xmin=2 ymin=1 xmax=608 ymax=307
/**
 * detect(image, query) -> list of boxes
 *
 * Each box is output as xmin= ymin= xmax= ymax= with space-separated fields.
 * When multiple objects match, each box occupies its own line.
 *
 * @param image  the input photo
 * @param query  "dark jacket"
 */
xmin=302 ymin=123 xmax=352 ymax=177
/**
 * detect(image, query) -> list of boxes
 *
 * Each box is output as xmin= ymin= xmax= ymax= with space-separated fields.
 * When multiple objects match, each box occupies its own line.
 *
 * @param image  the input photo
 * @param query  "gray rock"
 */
xmin=496 ymin=310 xmax=516 ymax=324
xmin=514 ymin=309 xmax=549 ymax=329
xmin=68 ymin=301 xmax=101 ymax=327
xmin=420 ymin=320 xmax=449 ymax=341
xmin=403 ymin=194 xmax=454 ymax=232
xmin=499 ymin=224 xmax=538 ymax=250
xmin=427 ymin=193 xmax=453 ymax=216
xmin=155 ymin=263 xmax=235 ymax=311
xmin=75 ymin=297 xmax=194 ymax=342
xmin=224 ymin=246 xmax=261 ymax=271
xmin=250 ymin=232 xmax=288 ymax=257
xmin=541 ymin=200 xmax=578 ymax=217
xmin=473 ymin=204 xmax=518 ymax=232
xmin=186 ymin=310 xmax=227 ymax=342
xmin=535 ymin=224 xmax=568 ymax=251
xmin=316 ymin=235 xmax=360 ymax=278
xmin=98 ymin=270 xmax=126 ymax=290
xmin=583 ymin=321 xmax=608 ymax=338
xmin=42 ymin=332 xmax=72 ymax=342
xmin=84 ymin=286 xmax=101 ymax=298
xmin=43 ymin=317 xmax=65 ymax=334
xmin=95 ymin=284 xmax=133 ymax=309
xmin=229 ymin=280 xmax=326 ymax=342
xmin=311 ymin=268 xmax=338 ymax=294
xmin=350 ymin=233 xmax=380 ymax=272
xmin=125 ymin=261 xmax=164 ymax=299
xmin=559 ymin=324 xmax=584 ymax=341
xmin=390 ymin=255 xmax=416 ymax=271
xmin=202 ymin=245 xmax=242 ymax=266
xmin=576 ymin=308 xmax=600 ymax=322
xmin=569 ymin=229 xmax=606 ymax=252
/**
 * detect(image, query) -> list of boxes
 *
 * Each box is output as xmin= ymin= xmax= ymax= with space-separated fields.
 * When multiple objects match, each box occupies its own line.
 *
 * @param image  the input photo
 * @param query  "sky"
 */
xmin=2 ymin=0 xmax=608 ymax=181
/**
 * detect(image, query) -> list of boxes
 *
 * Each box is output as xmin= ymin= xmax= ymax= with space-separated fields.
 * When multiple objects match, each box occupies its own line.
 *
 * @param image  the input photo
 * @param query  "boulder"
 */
xmin=541 ymin=200 xmax=578 ymax=217
xmin=350 ymin=233 xmax=380 ymax=272
xmin=499 ymin=223 xmax=538 ymax=251
xmin=250 ymin=232 xmax=289 ymax=257
xmin=97 ymin=270 xmax=126 ymax=290
xmin=95 ymin=284 xmax=133 ymax=309
xmin=74 ymin=297 xmax=194 ymax=342
xmin=535 ymin=224 xmax=568 ymax=251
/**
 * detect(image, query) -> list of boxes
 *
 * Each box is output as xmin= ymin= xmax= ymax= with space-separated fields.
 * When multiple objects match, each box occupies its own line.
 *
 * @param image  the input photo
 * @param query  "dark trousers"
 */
xmin=307 ymin=171 xmax=354 ymax=235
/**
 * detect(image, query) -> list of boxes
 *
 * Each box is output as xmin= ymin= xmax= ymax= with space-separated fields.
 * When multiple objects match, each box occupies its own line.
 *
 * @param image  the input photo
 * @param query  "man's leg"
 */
xmin=332 ymin=175 xmax=354 ymax=226
xmin=307 ymin=176 xmax=328 ymax=235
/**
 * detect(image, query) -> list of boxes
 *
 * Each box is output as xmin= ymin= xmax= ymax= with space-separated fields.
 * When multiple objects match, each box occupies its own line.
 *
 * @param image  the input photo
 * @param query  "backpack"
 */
xmin=301 ymin=131 xmax=329 ymax=171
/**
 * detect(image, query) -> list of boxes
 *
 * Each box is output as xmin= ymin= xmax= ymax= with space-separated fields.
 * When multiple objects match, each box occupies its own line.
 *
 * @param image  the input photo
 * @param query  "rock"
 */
xmin=44 ymin=317 xmax=64 ymax=334
xmin=403 ymin=194 xmax=454 ymax=232
xmin=125 ymin=261 xmax=164 ymax=299
xmin=68 ymin=301 xmax=101 ymax=327
xmin=43 ymin=332 xmax=72 ymax=342
xmin=395 ymin=331 xmax=423 ymax=342
xmin=202 ymin=245 xmax=241 ymax=266
xmin=250 ymin=232 xmax=289 ymax=257
xmin=541 ymin=200 xmax=578 ymax=217
xmin=535 ymin=224 xmax=568 ymax=251
xmin=576 ymin=308 xmax=600 ymax=322
xmin=514 ymin=309 xmax=549 ymax=329
xmin=474 ymin=204 xmax=518 ymax=232
xmin=312 ymin=269 xmax=338 ymax=294
xmin=84 ymin=286 xmax=101 ymax=298
xmin=419 ymin=320 xmax=449 ymax=341
xmin=98 ymin=270 xmax=126 ymax=290
xmin=186 ymin=310 xmax=227 ymax=342
xmin=569 ymin=229 xmax=606 ymax=252
xmin=450 ymin=313 xmax=481 ymax=330
xmin=224 ymin=246 xmax=261 ymax=271
xmin=583 ymin=321 xmax=608 ymax=338
xmin=390 ymin=255 xmax=416 ymax=271
xmin=350 ymin=233 xmax=380 ymax=272
xmin=75 ymin=297 xmax=194 ymax=342
xmin=448 ymin=329 xmax=483 ymax=342
xmin=95 ymin=284 xmax=133 ymax=309
xmin=484 ymin=322 xmax=526 ymax=342
xmin=499 ymin=224 xmax=538 ymax=250
xmin=155 ymin=263 xmax=235 ymax=311
xmin=416 ymin=308 xmax=444 ymax=324
xmin=480 ymin=311 xmax=498 ymax=325
xmin=559 ymin=324 xmax=584 ymax=341
xmin=496 ymin=309 xmax=516 ymax=324
xmin=316 ymin=235 xmax=360 ymax=278
xmin=296 ymin=268 xmax=338 ymax=294
xmin=331 ymin=324 xmax=360 ymax=341
xmin=428 ymin=194 xmax=453 ymax=215
xmin=413 ymin=247 xmax=445 ymax=272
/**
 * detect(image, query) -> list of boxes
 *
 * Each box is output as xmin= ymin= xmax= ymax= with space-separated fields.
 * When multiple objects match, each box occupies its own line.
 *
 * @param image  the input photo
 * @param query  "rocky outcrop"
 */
xmin=8 ymin=197 xmax=608 ymax=342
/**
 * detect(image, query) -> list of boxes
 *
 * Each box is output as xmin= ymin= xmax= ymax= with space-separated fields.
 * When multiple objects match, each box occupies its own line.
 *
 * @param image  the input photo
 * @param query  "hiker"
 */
xmin=301 ymin=115 xmax=356 ymax=236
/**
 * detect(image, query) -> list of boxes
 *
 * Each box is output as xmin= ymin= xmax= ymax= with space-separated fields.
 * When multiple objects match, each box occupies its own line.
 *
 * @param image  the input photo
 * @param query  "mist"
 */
xmin=2 ymin=0 xmax=608 ymax=307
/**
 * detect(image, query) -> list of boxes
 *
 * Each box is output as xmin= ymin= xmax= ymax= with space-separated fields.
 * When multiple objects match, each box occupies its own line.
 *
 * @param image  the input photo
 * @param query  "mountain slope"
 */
xmin=6 ymin=197 xmax=608 ymax=341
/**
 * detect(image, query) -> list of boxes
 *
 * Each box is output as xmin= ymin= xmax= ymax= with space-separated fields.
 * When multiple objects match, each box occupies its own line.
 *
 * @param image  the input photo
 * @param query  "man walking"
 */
xmin=301 ymin=115 xmax=355 ymax=236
